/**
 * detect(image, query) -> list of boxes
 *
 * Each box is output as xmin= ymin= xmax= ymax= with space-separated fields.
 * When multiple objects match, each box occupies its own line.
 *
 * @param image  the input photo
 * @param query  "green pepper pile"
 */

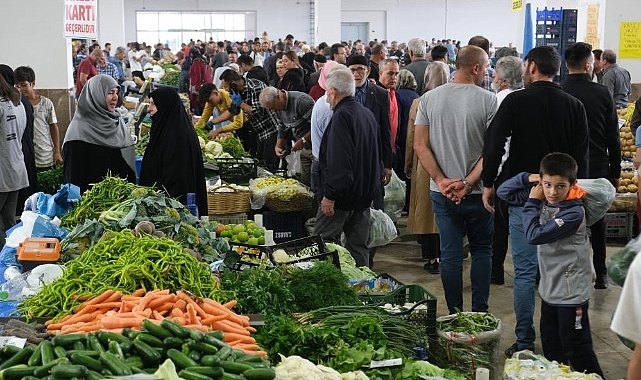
xmin=19 ymin=229 xmax=222 ymax=320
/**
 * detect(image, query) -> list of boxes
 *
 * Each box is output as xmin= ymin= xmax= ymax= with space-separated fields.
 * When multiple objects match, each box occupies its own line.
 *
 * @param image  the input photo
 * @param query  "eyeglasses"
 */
xmin=350 ymin=67 xmax=367 ymax=74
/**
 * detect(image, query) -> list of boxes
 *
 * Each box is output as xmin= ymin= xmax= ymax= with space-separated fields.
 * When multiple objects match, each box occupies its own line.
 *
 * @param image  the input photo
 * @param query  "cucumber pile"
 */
xmin=0 ymin=319 xmax=274 ymax=380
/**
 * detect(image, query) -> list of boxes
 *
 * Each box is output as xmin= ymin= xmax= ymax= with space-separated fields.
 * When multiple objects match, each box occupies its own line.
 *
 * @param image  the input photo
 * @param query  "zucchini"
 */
xmin=51 ymin=333 xmax=86 ymax=348
xmin=200 ymin=354 xmax=221 ymax=367
xmin=243 ymin=368 xmax=276 ymax=380
xmin=160 ymin=319 xmax=189 ymax=339
xmin=124 ymin=356 xmax=145 ymax=369
xmin=133 ymin=340 xmax=162 ymax=366
xmin=179 ymin=369 xmax=214 ymax=380
xmin=163 ymin=337 xmax=184 ymax=349
xmin=207 ymin=330 xmax=225 ymax=341
xmin=187 ymin=366 xmax=224 ymax=378
xmin=189 ymin=350 xmax=202 ymax=362
xmin=69 ymin=352 xmax=102 ymax=371
xmin=221 ymin=373 xmax=245 ymax=380
xmin=231 ymin=349 xmax=246 ymax=359
xmin=22 ymin=377 xmax=41 ymax=380
xmin=142 ymin=319 xmax=173 ymax=340
xmin=50 ymin=364 xmax=89 ymax=379
xmin=167 ymin=348 xmax=199 ymax=369
xmin=0 ymin=345 xmax=34 ymax=370
xmin=0 ymin=344 xmax=21 ymax=359
xmin=34 ymin=358 xmax=65 ymax=378
xmin=86 ymin=334 xmax=105 ymax=354
xmin=2 ymin=366 xmax=36 ymax=380
xmin=119 ymin=340 xmax=133 ymax=355
xmin=98 ymin=331 xmax=129 ymax=345
xmin=72 ymin=341 xmax=85 ymax=351
xmin=136 ymin=333 xmax=164 ymax=347
xmin=191 ymin=341 xmax=219 ymax=355
xmin=99 ymin=351 xmax=132 ymax=376
xmin=203 ymin=335 xmax=226 ymax=349
xmin=189 ymin=329 xmax=206 ymax=342
xmin=28 ymin=342 xmax=43 ymax=367
xmin=54 ymin=346 xmax=67 ymax=359
xmin=85 ymin=370 xmax=103 ymax=380
xmin=41 ymin=341 xmax=55 ymax=364
xmin=101 ymin=368 xmax=113 ymax=376
xmin=64 ymin=350 xmax=100 ymax=358
xmin=108 ymin=340 xmax=125 ymax=358
xmin=121 ymin=328 xmax=139 ymax=339
xmin=219 ymin=361 xmax=253 ymax=374
xmin=236 ymin=354 xmax=264 ymax=364
xmin=214 ymin=346 xmax=232 ymax=360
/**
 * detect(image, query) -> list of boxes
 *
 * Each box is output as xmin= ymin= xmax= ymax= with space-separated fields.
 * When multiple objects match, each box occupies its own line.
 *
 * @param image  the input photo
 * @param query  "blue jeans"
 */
xmin=509 ymin=205 xmax=538 ymax=350
xmin=431 ymin=192 xmax=494 ymax=313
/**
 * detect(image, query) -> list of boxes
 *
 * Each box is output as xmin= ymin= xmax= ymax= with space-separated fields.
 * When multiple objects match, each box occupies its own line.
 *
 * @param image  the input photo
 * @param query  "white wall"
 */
xmin=603 ymin=0 xmax=641 ymax=82
xmin=0 ymin=0 xmax=72 ymax=89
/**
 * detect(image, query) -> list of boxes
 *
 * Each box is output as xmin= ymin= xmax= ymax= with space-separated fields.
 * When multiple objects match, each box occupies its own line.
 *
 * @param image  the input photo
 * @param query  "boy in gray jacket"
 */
xmin=497 ymin=152 xmax=604 ymax=378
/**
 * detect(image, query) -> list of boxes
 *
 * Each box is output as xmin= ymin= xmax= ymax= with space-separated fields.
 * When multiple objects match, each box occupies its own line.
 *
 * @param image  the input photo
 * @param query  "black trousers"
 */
xmin=492 ymin=197 xmax=509 ymax=279
xmin=589 ymin=217 xmax=607 ymax=276
xmin=540 ymin=300 xmax=604 ymax=378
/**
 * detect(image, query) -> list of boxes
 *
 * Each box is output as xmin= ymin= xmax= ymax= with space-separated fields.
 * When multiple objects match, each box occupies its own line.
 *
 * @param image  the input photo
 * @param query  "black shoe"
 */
xmin=423 ymin=261 xmax=440 ymax=274
xmin=595 ymin=274 xmax=609 ymax=289
xmin=491 ymin=275 xmax=505 ymax=285
xmin=505 ymin=343 xmax=519 ymax=358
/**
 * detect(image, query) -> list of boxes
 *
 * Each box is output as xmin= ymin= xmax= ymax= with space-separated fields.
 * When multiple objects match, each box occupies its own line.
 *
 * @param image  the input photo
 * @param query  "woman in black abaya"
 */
xmin=139 ymin=87 xmax=207 ymax=217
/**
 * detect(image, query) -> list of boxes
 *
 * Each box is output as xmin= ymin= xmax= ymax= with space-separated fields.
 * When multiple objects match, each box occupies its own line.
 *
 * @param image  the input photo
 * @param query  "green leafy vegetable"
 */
xmin=286 ymin=262 xmax=361 ymax=312
xmin=220 ymin=266 xmax=294 ymax=316
xmin=37 ymin=166 xmax=64 ymax=194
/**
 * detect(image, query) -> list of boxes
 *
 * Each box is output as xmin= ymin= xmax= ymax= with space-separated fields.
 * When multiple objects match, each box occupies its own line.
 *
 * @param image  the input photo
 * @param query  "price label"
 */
xmin=369 ymin=358 xmax=403 ymax=368
xmin=0 ymin=337 xmax=27 ymax=349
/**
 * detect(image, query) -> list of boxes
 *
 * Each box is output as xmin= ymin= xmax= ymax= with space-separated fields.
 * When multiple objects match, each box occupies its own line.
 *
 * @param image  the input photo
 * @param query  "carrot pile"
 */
xmin=45 ymin=289 xmax=264 ymax=356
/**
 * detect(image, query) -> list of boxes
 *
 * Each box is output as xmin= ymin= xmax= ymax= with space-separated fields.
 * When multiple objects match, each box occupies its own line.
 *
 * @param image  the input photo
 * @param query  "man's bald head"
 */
xmin=455 ymin=45 xmax=488 ymax=70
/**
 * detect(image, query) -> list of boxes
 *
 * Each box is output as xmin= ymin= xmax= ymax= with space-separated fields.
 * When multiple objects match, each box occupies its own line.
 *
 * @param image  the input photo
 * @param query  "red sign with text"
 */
xmin=64 ymin=0 xmax=97 ymax=38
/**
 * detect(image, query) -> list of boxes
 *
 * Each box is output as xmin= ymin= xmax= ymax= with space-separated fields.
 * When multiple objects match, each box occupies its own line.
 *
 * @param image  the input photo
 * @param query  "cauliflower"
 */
xmin=275 ymin=355 xmax=341 ymax=380
xmin=198 ymin=136 xmax=206 ymax=149
xmin=205 ymin=141 xmax=224 ymax=155
xmin=272 ymin=249 xmax=290 ymax=263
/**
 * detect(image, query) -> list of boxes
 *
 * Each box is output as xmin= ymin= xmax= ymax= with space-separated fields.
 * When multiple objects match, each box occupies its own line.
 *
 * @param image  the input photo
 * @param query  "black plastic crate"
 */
xmin=262 ymin=211 xmax=304 ymax=243
xmin=226 ymin=241 xmax=273 ymax=270
xmin=269 ymin=235 xmax=340 ymax=269
xmin=216 ymin=158 xmax=257 ymax=185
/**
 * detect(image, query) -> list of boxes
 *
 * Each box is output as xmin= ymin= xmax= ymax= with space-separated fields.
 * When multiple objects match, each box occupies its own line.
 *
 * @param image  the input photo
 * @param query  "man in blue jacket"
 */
xmin=314 ymin=66 xmax=382 ymax=267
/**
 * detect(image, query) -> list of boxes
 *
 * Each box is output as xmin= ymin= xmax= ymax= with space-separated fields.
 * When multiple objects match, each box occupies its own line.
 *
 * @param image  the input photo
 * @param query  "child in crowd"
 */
xmin=195 ymin=83 xmax=246 ymax=139
xmin=13 ymin=66 xmax=62 ymax=170
xmin=497 ymin=152 xmax=604 ymax=378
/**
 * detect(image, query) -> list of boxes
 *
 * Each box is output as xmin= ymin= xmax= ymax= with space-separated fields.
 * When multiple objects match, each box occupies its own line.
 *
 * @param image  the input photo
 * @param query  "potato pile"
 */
xmin=618 ymin=161 xmax=638 ymax=193
xmin=620 ymin=124 xmax=636 ymax=159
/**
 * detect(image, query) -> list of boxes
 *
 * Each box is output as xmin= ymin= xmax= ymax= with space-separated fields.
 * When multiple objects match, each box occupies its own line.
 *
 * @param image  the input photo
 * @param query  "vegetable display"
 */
xmin=60 ymin=176 xmax=139 ymax=229
xmin=19 ymin=229 xmax=222 ymax=320
xmin=0 ymin=322 xmax=274 ymax=379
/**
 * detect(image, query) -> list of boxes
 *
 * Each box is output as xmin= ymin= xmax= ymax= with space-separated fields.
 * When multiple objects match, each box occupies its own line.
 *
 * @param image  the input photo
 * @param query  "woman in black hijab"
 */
xmin=139 ymin=87 xmax=207 ymax=216
xmin=0 ymin=64 xmax=37 ymax=215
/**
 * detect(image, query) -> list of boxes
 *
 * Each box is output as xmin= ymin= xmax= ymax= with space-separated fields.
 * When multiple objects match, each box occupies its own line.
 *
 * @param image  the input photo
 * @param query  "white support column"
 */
xmin=0 ymin=0 xmax=72 ymax=89
xmin=98 ymin=0 xmax=126 ymax=48
xmin=315 ymin=0 xmax=342 ymax=45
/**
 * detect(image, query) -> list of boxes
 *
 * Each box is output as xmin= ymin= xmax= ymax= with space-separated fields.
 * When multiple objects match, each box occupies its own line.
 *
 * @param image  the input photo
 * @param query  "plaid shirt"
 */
xmin=97 ymin=61 xmax=120 ymax=81
xmin=243 ymin=78 xmax=280 ymax=141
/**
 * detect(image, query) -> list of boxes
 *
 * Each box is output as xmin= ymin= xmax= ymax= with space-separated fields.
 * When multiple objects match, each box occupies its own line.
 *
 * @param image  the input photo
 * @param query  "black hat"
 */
xmin=314 ymin=54 xmax=327 ymax=63
xmin=346 ymin=55 xmax=369 ymax=67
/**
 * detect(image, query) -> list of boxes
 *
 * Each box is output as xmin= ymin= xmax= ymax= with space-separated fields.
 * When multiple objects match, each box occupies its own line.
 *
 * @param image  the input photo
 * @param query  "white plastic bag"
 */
xmin=367 ymin=208 xmax=398 ymax=248
xmin=576 ymin=178 xmax=616 ymax=226
xmin=285 ymin=150 xmax=302 ymax=178
xmin=384 ymin=170 xmax=406 ymax=222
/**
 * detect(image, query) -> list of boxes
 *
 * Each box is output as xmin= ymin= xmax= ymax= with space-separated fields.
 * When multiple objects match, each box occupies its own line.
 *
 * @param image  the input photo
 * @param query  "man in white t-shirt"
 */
xmin=127 ymin=43 xmax=146 ymax=80
xmin=611 ymin=252 xmax=641 ymax=378
xmin=14 ymin=66 xmax=62 ymax=169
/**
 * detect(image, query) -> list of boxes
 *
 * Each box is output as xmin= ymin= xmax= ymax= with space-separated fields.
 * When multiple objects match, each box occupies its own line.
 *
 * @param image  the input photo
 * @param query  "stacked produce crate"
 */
xmin=535 ymin=7 xmax=578 ymax=83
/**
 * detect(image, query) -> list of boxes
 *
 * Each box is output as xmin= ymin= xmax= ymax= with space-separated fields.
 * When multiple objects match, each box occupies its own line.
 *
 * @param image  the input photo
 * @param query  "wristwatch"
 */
xmin=462 ymin=179 xmax=473 ymax=194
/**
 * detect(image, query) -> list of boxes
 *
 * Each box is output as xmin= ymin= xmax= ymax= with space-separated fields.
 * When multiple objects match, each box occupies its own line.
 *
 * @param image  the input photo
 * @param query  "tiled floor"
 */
xmin=374 ymin=218 xmax=632 ymax=380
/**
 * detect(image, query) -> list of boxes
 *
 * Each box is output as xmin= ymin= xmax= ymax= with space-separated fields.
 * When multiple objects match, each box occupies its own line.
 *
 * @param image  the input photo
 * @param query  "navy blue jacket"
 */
xmin=319 ymin=96 xmax=381 ymax=211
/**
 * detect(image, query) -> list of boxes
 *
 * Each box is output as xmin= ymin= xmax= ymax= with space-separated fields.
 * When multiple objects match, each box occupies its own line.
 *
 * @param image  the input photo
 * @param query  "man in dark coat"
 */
xmin=314 ymin=66 xmax=381 ymax=268
xmin=562 ymin=42 xmax=620 ymax=289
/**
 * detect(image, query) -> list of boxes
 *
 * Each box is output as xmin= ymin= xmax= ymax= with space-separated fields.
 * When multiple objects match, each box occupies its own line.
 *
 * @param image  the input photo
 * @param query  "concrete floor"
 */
xmin=374 ymin=218 xmax=632 ymax=380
